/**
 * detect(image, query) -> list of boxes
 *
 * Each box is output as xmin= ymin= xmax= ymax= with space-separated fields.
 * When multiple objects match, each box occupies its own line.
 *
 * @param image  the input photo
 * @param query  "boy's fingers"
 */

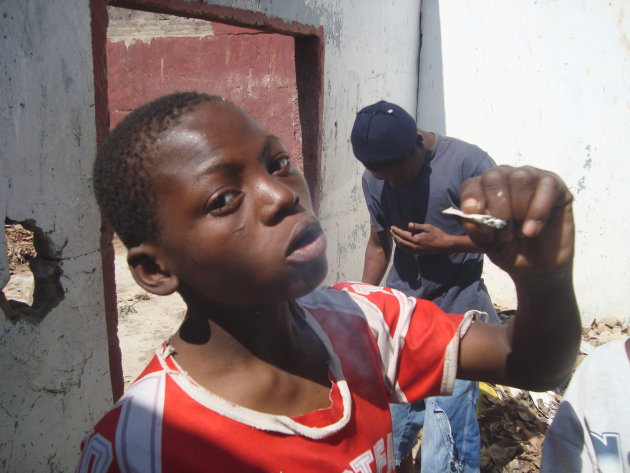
xmin=391 ymin=231 xmax=413 ymax=251
xmin=480 ymin=167 xmax=512 ymax=221
xmin=390 ymin=226 xmax=411 ymax=242
xmin=521 ymin=171 xmax=567 ymax=237
xmin=408 ymin=222 xmax=428 ymax=232
xmin=460 ymin=176 xmax=486 ymax=215
xmin=460 ymin=176 xmax=493 ymax=244
xmin=462 ymin=166 xmax=570 ymax=241
xmin=461 ymin=173 xmax=509 ymax=245
xmin=506 ymin=166 xmax=539 ymax=220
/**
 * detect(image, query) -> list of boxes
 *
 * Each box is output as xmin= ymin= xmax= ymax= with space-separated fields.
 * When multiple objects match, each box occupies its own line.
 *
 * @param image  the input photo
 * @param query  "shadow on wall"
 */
xmin=416 ymin=1 xmax=445 ymax=134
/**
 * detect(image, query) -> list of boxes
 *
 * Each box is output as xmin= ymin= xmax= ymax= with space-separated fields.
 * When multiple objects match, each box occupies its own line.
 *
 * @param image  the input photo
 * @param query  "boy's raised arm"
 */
xmin=456 ymin=165 xmax=581 ymax=392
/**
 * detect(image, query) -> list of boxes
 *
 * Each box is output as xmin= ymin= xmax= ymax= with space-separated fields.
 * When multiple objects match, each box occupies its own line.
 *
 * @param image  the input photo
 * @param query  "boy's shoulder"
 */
xmin=299 ymin=282 xmax=411 ymax=312
xmin=298 ymin=282 xmax=444 ymax=333
xmin=76 ymin=361 xmax=166 ymax=473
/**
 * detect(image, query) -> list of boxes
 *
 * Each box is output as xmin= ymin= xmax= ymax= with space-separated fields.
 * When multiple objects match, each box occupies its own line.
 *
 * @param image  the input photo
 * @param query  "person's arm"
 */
xmin=455 ymin=166 xmax=581 ymax=392
xmin=390 ymin=222 xmax=482 ymax=255
xmin=362 ymin=226 xmax=392 ymax=286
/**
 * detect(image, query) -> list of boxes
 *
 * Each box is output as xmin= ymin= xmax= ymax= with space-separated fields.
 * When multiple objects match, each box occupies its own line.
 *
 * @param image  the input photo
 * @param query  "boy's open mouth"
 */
xmin=286 ymin=223 xmax=327 ymax=264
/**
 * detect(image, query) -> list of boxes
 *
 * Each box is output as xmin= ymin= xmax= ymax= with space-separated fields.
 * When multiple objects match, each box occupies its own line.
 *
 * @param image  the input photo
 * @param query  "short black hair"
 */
xmin=93 ymin=92 xmax=223 ymax=247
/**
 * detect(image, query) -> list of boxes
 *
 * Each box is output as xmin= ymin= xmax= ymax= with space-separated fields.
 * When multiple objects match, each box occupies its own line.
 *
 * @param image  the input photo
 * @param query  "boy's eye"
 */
xmin=206 ymin=190 xmax=242 ymax=215
xmin=268 ymin=155 xmax=291 ymax=175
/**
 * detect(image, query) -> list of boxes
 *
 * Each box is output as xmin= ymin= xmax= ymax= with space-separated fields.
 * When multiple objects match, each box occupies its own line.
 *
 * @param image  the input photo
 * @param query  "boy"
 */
xmin=352 ymin=99 xmax=499 ymax=472
xmin=77 ymin=92 xmax=580 ymax=473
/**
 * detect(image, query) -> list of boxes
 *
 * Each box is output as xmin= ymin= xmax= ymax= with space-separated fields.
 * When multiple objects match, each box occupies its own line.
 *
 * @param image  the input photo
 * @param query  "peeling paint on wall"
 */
xmin=107 ymin=8 xmax=217 ymax=47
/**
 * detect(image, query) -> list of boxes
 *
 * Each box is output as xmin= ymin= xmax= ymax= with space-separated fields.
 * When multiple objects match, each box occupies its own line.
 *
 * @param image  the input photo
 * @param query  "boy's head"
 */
xmin=94 ymin=92 xmax=328 ymax=305
xmin=94 ymin=92 xmax=223 ymax=248
xmin=350 ymin=100 xmax=425 ymax=188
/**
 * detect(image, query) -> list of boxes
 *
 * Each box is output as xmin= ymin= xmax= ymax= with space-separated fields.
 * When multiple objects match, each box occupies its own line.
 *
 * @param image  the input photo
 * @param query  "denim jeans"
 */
xmin=390 ymin=379 xmax=481 ymax=473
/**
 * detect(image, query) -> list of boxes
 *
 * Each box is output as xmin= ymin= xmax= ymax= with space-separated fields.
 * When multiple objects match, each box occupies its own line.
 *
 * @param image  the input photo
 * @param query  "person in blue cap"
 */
xmin=351 ymin=100 xmax=499 ymax=473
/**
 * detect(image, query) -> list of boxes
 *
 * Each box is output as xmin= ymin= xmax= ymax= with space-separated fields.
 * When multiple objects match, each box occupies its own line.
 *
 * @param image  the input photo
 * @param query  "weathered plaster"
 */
xmin=0 ymin=1 xmax=111 ymax=471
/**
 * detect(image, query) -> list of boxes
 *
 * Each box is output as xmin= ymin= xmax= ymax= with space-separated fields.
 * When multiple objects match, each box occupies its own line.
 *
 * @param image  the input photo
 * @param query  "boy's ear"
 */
xmin=126 ymin=244 xmax=179 ymax=296
xmin=416 ymin=133 xmax=424 ymax=148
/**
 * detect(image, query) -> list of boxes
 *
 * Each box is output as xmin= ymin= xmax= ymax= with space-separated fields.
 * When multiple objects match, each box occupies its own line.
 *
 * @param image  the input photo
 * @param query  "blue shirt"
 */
xmin=362 ymin=134 xmax=497 ymax=315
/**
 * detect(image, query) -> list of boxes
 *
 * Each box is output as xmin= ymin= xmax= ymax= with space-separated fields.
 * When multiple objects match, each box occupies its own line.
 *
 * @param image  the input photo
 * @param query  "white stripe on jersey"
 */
xmin=77 ymin=433 xmax=113 ymax=473
xmin=115 ymin=372 xmax=166 ymax=473
xmin=300 ymin=284 xmax=482 ymax=401
xmin=440 ymin=310 xmax=480 ymax=395
xmin=299 ymin=284 xmax=415 ymax=402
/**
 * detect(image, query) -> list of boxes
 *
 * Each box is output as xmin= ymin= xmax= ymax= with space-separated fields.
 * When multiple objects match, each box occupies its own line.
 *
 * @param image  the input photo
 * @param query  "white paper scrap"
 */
xmin=442 ymin=207 xmax=508 ymax=229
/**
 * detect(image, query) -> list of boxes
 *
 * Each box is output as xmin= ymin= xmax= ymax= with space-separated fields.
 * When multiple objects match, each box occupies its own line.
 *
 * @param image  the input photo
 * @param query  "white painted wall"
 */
xmin=417 ymin=0 xmax=630 ymax=322
xmin=0 ymin=1 xmax=112 ymax=471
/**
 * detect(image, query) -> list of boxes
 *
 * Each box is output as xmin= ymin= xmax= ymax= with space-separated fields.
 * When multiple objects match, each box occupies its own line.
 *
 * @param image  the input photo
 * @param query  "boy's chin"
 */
xmin=289 ymin=259 xmax=328 ymax=298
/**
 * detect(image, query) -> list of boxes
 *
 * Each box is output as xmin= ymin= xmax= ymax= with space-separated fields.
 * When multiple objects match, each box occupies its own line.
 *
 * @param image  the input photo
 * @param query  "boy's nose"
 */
xmin=258 ymin=177 xmax=300 ymax=225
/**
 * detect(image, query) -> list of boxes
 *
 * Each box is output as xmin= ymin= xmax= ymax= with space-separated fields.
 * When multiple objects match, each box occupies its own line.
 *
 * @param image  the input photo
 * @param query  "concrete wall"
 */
xmin=0 ymin=1 xmax=112 ymax=471
xmin=316 ymin=0 xmax=422 ymax=284
xmin=417 ymin=0 xmax=630 ymax=322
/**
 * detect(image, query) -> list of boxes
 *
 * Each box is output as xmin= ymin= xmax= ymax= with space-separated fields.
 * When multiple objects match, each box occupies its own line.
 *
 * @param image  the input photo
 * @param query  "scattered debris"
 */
xmin=479 ymin=313 xmax=629 ymax=472
xmin=119 ymin=293 xmax=152 ymax=316
xmin=5 ymin=224 xmax=36 ymax=272
xmin=479 ymin=384 xmax=557 ymax=473
xmin=582 ymin=315 xmax=629 ymax=347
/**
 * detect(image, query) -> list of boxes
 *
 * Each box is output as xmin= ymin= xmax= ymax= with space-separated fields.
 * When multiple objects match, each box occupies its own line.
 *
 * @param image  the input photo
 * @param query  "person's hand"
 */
xmin=459 ymin=165 xmax=574 ymax=276
xmin=390 ymin=222 xmax=452 ymax=255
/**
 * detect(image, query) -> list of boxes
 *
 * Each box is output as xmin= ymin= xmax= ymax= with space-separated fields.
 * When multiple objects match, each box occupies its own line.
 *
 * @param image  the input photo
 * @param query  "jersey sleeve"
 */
xmin=76 ymin=367 xmax=166 ymax=473
xmin=330 ymin=282 xmax=480 ymax=403
xmin=75 ymin=408 xmax=124 ymax=473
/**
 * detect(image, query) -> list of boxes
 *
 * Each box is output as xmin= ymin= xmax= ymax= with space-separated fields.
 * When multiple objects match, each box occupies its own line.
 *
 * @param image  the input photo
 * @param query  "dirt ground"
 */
xmin=4 ymin=224 xmax=629 ymax=472
xmin=110 ymin=237 xmax=186 ymax=387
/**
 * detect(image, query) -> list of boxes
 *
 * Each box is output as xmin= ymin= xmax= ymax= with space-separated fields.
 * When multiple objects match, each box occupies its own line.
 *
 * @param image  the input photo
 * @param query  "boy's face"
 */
xmin=367 ymin=145 xmax=426 ymax=188
xmin=148 ymin=101 xmax=327 ymax=307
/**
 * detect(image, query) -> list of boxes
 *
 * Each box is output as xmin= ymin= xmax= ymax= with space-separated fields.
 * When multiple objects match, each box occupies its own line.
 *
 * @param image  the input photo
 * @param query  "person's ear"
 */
xmin=416 ymin=132 xmax=424 ymax=148
xmin=126 ymin=244 xmax=179 ymax=296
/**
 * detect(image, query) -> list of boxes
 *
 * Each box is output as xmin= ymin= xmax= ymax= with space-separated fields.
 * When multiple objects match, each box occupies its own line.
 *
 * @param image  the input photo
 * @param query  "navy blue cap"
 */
xmin=350 ymin=100 xmax=418 ymax=165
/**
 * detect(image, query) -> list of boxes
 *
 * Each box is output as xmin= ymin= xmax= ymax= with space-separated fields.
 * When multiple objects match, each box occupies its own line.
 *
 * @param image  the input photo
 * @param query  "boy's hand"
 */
xmin=456 ymin=166 xmax=579 ymax=391
xmin=390 ymin=223 xmax=451 ymax=255
xmin=459 ymin=165 xmax=574 ymax=276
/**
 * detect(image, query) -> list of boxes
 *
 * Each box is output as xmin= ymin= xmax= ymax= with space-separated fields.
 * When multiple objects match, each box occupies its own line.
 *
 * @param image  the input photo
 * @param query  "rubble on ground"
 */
xmin=479 ymin=312 xmax=629 ymax=473
xmin=5 ymin=224 xmax=36 ymax=272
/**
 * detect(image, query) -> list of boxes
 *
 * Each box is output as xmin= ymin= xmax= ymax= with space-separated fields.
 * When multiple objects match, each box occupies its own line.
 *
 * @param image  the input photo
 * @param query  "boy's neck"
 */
xmin=179 ymin=299 xmax=301 ymax=349
xmin=172 ymin=298 xmax=331 ymax=374
xmin=168 ymin=299 xmax=333 ymax=416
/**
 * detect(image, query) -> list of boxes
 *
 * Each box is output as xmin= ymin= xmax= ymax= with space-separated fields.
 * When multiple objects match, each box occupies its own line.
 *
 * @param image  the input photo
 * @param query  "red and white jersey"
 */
xmin=77 ymin=282 xmax=478 ymax=473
